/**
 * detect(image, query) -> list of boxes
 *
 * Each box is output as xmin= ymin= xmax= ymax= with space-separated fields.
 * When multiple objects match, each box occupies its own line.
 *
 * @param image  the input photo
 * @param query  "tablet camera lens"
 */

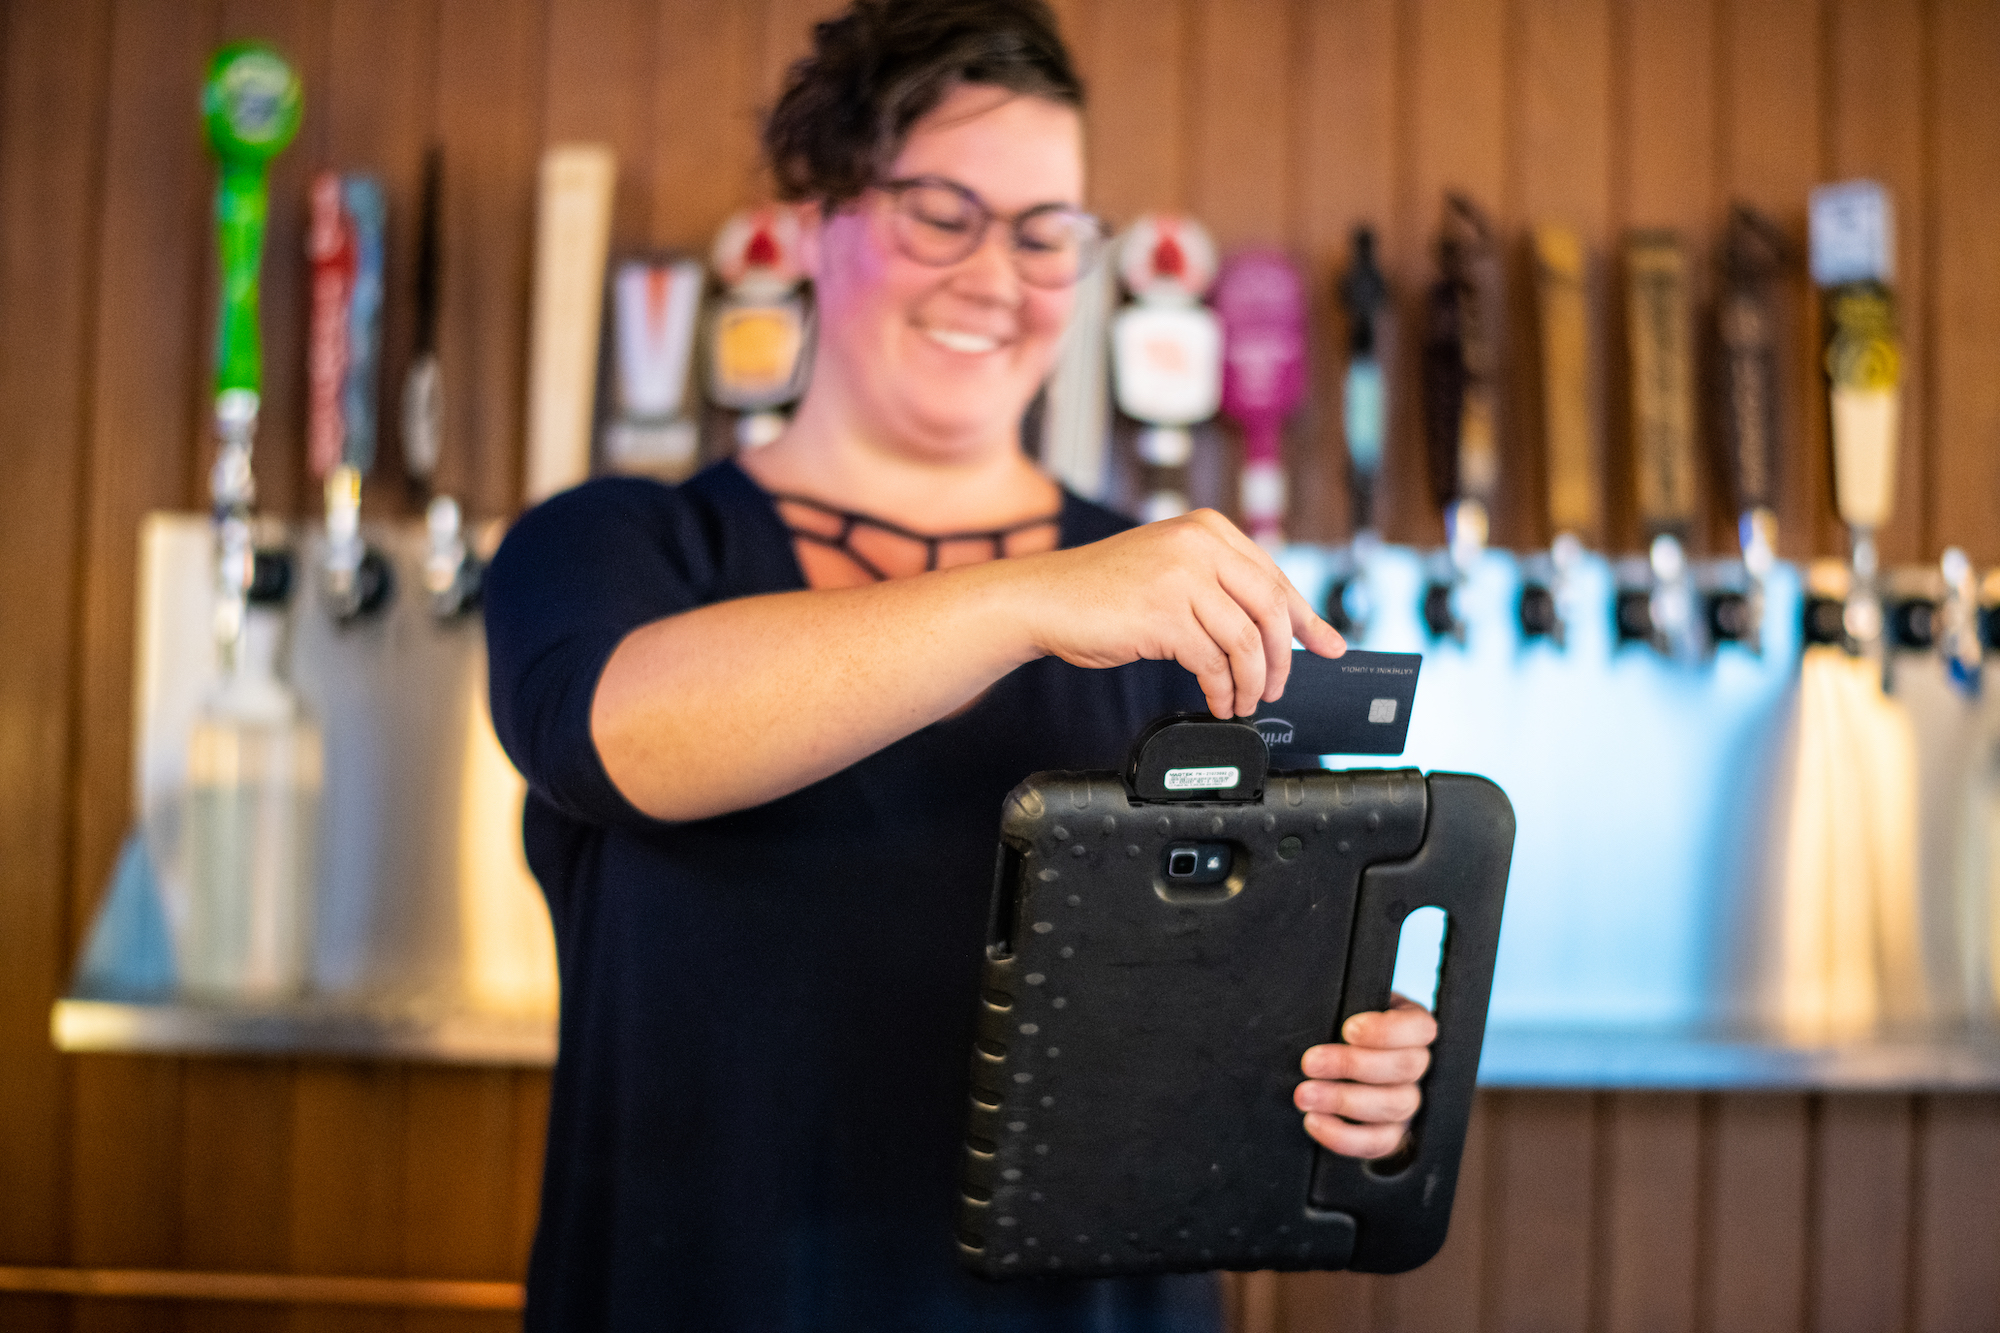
xmin=1163 ymin=843 xmax=1231 ymax=884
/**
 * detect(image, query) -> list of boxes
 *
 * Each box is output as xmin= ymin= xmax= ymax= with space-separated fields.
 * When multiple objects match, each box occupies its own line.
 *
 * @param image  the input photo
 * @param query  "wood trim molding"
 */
xmin=0 ymin=1266 xmax=524 ymax=1310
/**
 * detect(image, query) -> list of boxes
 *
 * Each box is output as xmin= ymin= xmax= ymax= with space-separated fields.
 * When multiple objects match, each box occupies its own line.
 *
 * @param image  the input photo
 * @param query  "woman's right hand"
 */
xmin=1006 ymin=508 xmax=1346 ymax=718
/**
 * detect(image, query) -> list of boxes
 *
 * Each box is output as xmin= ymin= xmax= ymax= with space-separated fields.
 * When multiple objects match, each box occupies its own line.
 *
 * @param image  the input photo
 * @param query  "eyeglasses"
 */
xmin=874 ymin=176 xmax=1107 ymax=289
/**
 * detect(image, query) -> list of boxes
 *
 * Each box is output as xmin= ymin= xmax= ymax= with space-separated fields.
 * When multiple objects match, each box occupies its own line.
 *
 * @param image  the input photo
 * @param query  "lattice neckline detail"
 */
xmin=770 ymin=491 xmax=1062 ymax=582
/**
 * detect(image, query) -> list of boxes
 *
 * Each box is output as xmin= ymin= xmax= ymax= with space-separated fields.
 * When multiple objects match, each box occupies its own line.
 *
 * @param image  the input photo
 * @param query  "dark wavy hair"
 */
xmin=763 ymin=0 xmax=1084 ymax=206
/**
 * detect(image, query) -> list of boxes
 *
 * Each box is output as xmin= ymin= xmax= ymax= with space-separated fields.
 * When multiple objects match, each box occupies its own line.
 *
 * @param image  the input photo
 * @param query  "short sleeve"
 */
xmin=484 ymin=477 xmax=718 ymax=829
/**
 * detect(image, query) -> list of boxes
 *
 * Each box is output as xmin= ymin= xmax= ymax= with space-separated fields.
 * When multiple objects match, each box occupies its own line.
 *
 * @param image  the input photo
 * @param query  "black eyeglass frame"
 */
xmin=872 ymin=174 xmax=1108 ymax=288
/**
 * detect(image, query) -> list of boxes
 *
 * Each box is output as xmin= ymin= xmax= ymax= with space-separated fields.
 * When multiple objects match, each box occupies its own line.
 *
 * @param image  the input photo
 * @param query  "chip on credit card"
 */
xmin=1250 ymin=649 xmax=1421 ymax=759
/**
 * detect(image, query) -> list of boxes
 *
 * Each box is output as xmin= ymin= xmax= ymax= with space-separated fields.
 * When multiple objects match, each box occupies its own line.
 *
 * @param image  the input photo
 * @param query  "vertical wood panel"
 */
xmin=1276 ymin=1268 xmax=1375 ymax=1333
xmin=433 ymin=0 xmax=542 ymax=517
xmin=1813 ymin=1095 xmax=1915 ymax=1333
xmin=180 ymin=1061 xmax=296 ymax=1333
xmin=1079 ymin=0 xmax=1186 ymax=224
xmin=1928 ymin=0 xmax=2000 ymax=565
xmin=68 ymin=1061 xmax=186 ymax=1333
xmin=1620 ymin=0 xmax=1719 ymax=260
xmin=1188 ymin=0 xmax=1290 ymax=249
xmin=1602 ymin=1094 xmax=1701 ymax=1333
xmin=0 ymin=1297 xmax=68 ymax=1333
xmin=1910 ymin=1094 xmax=2000 ymax=1333
xmin=1406 ymin=0 xmax=1505 ymax=206
xmin=1374 ymin=1090 xmax=1490 ymax=1333
xmin=1291 ymin=0 xmax=1398 ymax=547
xmin=760 ymin=0 xmax=844 ymax=113
xmin=1487 ymin=1091 xmax=1597 ymax=1333
xmin=510 ymin=1071 xmax=553 ymax=1274
xmin=1828 ymin=0 xmax=1928 ymax=567
xmin=0 ymin=0 xmax=112 ymax=1292
xmin=287 ymin=1066 xmax=407 ymax=1333
xmin=1511 ymin=0 xmax=1612 ymax=232
xmin=402 ymin=1069 xmax=525 ymax=1333
xmin=1044 ymin=0 xmax=1088 ymax=74
xmin=68 ymin=7 xmax=222 ymax=1327
xmin=1703 ymin=1093 xmax=1811 ymax=1333
xmin=649 ymin=0 xmax=764 ymax=251
xmin=1722 ymin=0 xmax=1832 ymax=560
xmin=1232 ymin=1270 xmax=1281 ymax=1333
xmin=1510 ymin=0 xmax=1612 ymax=552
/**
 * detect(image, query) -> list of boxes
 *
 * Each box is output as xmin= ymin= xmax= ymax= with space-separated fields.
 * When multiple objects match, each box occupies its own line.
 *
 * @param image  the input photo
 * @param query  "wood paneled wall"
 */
xmin=1224 ymin=1092 xmax=2000 ymax=1333
xmin=2 ymin=1 xmax=1998 ymax=1330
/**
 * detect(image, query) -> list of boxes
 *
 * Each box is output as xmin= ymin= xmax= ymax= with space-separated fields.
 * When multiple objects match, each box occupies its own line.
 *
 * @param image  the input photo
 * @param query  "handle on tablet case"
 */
xmin=1308 ymin=771 xmax=1514 ymax=1273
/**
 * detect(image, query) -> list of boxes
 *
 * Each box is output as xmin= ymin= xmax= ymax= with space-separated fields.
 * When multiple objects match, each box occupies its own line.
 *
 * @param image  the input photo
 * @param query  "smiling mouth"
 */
xmin=922 ymin=327 xmax=1006 ymax=355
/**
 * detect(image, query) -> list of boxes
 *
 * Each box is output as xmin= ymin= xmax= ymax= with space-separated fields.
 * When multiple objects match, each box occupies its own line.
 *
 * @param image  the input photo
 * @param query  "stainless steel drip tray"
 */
xmin=51 ymin=1002 xmax=2000 ymax=1085
xmin=50 ymin=995 xmax=556 ymax=1065
xmin=1479 ymin=1022 xmax=2000 ymax=1091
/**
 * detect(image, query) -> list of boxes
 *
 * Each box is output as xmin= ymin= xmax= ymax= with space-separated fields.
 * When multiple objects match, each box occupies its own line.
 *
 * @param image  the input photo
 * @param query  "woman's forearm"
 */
xmin=590 ymin=559 xmax=1036 ymax=821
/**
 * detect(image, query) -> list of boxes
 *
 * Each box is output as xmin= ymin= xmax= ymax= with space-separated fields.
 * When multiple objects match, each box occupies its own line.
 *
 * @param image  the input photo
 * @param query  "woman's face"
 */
xmin=803 ymin=83 xmax=1084 ymax=461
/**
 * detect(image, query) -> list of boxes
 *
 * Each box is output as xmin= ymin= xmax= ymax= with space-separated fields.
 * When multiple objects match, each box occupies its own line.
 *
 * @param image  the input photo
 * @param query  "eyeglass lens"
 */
xmin=887 ymin=180 xmax=1100 ymax=288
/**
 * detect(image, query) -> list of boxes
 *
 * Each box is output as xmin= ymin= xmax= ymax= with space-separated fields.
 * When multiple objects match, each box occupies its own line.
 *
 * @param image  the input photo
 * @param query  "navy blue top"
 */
xmin=486 ymin=460 xmax=1217 ymax=1332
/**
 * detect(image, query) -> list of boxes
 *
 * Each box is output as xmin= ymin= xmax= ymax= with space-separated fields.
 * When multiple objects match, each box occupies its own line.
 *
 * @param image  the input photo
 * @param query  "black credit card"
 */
xmin=1250 ymin=649 xmax=1421 ymax=757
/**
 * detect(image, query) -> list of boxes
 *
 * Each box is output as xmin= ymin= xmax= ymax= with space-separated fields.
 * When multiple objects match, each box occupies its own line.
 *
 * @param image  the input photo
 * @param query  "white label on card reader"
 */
xmin=1164 ymin=766 xmax=1239 ymax=791
xmin=1368 ymin=698 xmax=1397 ymax=724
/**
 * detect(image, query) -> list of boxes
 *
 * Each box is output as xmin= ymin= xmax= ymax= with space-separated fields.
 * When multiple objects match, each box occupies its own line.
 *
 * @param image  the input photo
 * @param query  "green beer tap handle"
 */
xmin=212 ymin=163 xmax=271 ymax=398
xmin=202 ymin=42 xmax=302 ymax=401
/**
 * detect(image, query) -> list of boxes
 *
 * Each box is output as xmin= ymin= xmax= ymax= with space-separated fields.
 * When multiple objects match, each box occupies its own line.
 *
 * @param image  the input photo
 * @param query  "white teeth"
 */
xmin=924 ymin=327 xmax=1002 ymax=354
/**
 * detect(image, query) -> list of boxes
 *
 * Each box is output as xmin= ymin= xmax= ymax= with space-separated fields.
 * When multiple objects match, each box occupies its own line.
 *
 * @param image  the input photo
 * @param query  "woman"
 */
xmin=486 ymin=2 xmax=1436 ymax=1327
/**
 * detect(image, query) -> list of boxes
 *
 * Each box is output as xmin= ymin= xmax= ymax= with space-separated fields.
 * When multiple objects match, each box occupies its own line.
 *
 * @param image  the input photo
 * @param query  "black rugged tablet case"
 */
xmin=956 ymin=718 xmax=1514 ymax=1280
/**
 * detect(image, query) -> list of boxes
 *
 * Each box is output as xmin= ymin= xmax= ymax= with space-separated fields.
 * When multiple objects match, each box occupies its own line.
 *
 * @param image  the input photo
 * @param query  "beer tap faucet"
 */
xmin=1938 ymin=547 xmax=1983 ymax=695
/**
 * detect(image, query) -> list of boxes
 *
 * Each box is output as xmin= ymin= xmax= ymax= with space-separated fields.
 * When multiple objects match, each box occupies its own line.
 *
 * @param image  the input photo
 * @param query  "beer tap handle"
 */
xmin=1340 ymin=226 xmax=1389 ymax=538
xmin=403 ymin=147 xmax=445 ymax=496
xmin=1329 ymin=227 xmax=1389 ymax=639
xmin=1420 ymin=195 xmax=1499 ymax=643
xmin=1525 ymin=224 xmax=1596 ymax=648
xmin=1810 ymin=181 xmax=1900 ymax=673
xmin=310 ymin=172 xmax=394 ymax=621
xmin=1623 ymin=230 xmax=1701 ymax=660
xmin=1705 ymin=205 xmax=1788 ymax=652
xmin=202 ymin=44 xmax=301 ymax=669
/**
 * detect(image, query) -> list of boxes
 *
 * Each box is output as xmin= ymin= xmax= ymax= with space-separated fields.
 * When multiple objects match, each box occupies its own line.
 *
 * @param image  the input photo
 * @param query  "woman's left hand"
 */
xmin=1294 ymin=994 xmax=1438 ymax=1160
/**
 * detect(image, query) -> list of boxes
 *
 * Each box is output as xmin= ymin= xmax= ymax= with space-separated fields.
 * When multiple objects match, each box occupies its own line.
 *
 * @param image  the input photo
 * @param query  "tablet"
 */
xmin=957 ymin=715 xmax=1513 ymax=1279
